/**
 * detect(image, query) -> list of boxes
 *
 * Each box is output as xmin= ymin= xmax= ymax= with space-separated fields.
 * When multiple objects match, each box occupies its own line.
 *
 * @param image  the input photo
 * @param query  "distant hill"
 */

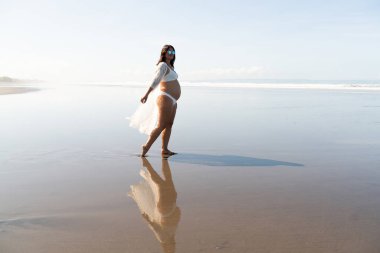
xmin=0 ymin=76 xmax=18 ymax=83
xmin=0 ymin=76 xmax=42 ymax=84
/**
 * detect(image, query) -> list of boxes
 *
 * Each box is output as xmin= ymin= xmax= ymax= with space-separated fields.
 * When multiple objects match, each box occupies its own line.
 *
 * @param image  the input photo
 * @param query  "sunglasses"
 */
xmin=167 ymin=50 xmax=176 ymax=55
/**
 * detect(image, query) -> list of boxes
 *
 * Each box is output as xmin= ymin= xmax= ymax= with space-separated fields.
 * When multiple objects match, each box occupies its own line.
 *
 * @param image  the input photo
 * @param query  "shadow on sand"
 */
xmin=168 ymin=153 xmax=303 ymax=167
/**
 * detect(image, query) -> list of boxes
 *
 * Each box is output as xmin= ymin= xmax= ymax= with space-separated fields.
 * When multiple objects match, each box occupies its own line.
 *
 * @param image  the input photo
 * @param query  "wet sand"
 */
xmin=0 ymin=85 xmax=380 ymax=252
xmin=0 ymin=86 xmax=39 ymax=95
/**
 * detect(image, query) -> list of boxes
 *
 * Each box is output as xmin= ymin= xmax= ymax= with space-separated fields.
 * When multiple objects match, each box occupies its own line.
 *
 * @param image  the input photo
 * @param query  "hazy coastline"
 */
xmin=0 ymin=76 xmax=41 ymax=95
xmin=0 ymin=86 xmax=39 ymax=95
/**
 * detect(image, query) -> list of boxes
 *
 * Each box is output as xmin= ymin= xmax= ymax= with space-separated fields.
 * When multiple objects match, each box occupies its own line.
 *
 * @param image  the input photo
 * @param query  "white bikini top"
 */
xmin=150 ymin=62 xmax=178 ymax=89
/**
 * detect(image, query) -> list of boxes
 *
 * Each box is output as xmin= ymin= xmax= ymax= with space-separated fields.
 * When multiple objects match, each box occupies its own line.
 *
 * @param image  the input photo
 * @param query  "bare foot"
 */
xmin=141 ymin=145 xmax=149 ymax=157
xmin=161 ymin=149 xmax=177 ymax=156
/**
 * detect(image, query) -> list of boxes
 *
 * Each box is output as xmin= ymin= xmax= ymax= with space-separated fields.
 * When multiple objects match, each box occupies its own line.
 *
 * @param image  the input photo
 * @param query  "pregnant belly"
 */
xmin=160 ymin=80 xmax=181 ymax=100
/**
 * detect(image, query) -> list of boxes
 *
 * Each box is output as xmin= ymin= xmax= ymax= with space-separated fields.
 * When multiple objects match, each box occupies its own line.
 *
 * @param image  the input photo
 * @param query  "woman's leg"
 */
xmin=142 ymin=96 xmax=172 ymax=156
xmin=162 ymin=103 xmax=177 ymax=154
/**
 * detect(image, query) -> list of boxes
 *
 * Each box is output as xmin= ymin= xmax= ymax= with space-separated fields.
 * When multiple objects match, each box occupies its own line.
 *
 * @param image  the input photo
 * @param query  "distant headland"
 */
xmin=0 ymin=76 xmax=41 ymax=95
xmin=0 ymin=76 xmax=42 ymax=84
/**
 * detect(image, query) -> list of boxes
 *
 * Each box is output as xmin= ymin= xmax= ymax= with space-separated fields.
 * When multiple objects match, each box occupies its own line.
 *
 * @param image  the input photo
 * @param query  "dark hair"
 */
xmin=156 ymin=44 xmax=175 ymax=67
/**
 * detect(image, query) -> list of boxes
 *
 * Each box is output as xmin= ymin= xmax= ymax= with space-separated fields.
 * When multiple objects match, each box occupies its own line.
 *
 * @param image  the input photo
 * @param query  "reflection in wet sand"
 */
xmin=128 ymin=158 xmax=181 ymax=253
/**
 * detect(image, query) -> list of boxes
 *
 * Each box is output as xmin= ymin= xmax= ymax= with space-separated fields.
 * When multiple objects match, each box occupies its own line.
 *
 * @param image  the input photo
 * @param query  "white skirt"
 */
xmin=127 ymin=89 xmax=160 ymax=135
xmin=128 ymin=90 xmax=177 ymax=135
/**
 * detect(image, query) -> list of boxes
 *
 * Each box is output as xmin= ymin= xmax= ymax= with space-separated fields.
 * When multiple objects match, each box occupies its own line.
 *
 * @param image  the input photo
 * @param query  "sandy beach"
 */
xmin=0 ymin=86 xmax=39 ymax=96
xmin=1 ymin=84 xmax=380 ymax=252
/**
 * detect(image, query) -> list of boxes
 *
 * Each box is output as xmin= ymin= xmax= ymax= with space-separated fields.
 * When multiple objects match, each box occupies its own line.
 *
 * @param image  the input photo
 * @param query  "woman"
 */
xmin=129 ymin=45 xmax=180 ymax=157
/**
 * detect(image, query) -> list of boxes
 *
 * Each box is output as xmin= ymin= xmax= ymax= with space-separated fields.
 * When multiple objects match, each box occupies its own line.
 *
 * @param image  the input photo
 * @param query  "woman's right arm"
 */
xmin=141 ymin=63 xmax=168 ymax=103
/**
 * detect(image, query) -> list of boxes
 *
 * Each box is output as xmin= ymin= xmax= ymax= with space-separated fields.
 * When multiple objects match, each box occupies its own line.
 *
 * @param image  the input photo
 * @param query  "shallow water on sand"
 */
xmin=1 ymin=85 xmax=380 ymax=252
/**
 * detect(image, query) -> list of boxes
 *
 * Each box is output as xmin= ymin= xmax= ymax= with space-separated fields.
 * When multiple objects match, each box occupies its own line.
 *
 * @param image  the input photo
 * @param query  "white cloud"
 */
xmin=182 ymin=66 xmax=264 ymax=80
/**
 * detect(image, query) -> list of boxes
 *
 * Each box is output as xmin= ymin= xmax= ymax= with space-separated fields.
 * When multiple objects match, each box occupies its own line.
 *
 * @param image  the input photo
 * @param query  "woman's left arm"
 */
xmin=140 ymin=63 xmax=168 ymax=103
xmin=141 ymin=87 xmax=153 ymax=103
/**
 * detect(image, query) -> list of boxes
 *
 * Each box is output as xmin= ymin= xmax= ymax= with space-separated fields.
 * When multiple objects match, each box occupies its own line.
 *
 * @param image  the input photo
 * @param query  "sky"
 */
xmin=1 ymin=0 xmax=380 ymax=82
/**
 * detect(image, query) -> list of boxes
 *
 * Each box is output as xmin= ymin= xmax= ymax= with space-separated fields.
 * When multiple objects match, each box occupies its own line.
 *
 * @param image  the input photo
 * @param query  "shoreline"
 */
xmin=0 ymin=86 xmax=39 ymax=95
